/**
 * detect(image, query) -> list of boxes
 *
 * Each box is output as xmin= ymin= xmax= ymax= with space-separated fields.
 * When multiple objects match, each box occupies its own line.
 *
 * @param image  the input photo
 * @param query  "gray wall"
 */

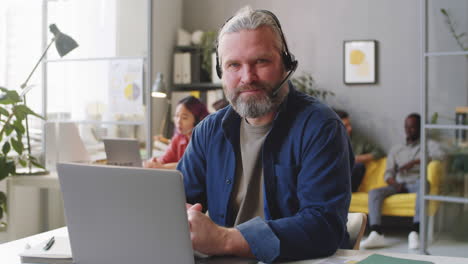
xmin=182 ymin=0 xmax=467 ymax=152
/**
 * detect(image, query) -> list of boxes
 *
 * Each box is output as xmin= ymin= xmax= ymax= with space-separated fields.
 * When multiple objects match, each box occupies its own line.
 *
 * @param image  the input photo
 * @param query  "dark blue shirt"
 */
xmin=177 ymin=84 xmax=353 ymax=263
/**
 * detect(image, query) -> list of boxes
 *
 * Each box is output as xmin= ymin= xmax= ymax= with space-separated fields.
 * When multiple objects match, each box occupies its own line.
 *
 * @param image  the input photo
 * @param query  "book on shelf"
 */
xmin=19 ymin=236 xmax=72 ymax=264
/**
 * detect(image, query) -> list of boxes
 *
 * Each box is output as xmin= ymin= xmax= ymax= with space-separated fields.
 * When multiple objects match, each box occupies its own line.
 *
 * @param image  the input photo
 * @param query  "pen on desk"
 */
xmin=43 ymin=236 xmax=55 ymax=251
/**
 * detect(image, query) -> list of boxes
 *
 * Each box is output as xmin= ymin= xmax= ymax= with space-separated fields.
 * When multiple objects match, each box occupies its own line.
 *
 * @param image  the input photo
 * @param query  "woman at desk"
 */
xmin=144 ymin=96 xmax=209 ymax=169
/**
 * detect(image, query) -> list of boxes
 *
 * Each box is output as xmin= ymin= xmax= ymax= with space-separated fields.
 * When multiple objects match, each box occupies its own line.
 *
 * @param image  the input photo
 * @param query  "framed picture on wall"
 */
xmin=343 ymin=40 xmax=377 ymax=84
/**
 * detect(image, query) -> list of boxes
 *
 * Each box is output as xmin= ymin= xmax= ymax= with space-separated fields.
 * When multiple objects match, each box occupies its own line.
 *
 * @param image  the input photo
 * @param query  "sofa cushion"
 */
xmin=349 ymin=158 xmax=442 ymax=217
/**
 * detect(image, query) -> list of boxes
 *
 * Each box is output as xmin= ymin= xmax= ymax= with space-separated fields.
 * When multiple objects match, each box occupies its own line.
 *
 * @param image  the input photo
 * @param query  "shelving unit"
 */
xmin=419 ymin=0 xmax=468 ymax=254
xmin=172 ymin=45 xmax=223 ymax=107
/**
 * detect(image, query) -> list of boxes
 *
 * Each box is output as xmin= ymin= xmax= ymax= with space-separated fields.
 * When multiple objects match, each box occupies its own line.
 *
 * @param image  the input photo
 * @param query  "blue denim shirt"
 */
xmin=177 ymin=84 xmax=353 ymax=263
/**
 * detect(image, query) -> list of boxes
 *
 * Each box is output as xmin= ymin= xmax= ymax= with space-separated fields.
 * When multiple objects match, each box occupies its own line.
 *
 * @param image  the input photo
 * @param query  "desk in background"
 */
xmin=1 ymin=227 xmax=468 ymax=264
xmin=6 ymin=172 xmax=63 ymax=241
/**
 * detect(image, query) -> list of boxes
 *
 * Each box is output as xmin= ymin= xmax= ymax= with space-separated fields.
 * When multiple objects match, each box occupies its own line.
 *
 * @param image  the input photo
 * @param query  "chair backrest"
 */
xmin=347 ymin=212 xmax=367 ymax=250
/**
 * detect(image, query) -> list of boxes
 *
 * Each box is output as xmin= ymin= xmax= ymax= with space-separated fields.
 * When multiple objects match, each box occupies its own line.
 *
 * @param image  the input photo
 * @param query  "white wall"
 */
xmin=182 ymin=0 xmax=468 ymax=151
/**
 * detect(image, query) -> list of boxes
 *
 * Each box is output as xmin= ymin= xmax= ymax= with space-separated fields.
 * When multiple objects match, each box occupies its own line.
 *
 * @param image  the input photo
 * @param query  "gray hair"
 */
xmin=217 ymin=6 xmax=284 ymax=62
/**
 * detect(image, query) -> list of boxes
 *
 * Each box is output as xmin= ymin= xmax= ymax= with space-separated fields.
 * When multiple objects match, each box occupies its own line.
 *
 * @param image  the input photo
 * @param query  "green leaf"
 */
xmin=30 ymin=159 xmax=45 ymax=170
xmin=18 ymin=158 xmax=27 ymax=167
xmin=0 ymin=157 xmax=15 ymax=181
xmin=13 ymin=119 xmax=25 ymax=135
xmin=0 ymin=106 xmax=8 ymax=116
xmin=13 ymin=105 xmax=44 ymax=120
xmin=0 ymin=89 xmax=21 ymax=105
xmin=0 ymin=191 xmax=6 ymax=204
xmin=2 ymin=142 xmax=10 ymax=155
xmin=5 ymin=124 xmax=13 ymax=136
xmin=430 ymin=112 xmax=439 ymax=124
xmin=0 ymin=207 xmax=3 ymax=220
xmin=11 ymin=138 xmax=24 ymax=154
xmin=440 ymin=8 xmax=448 ymax=16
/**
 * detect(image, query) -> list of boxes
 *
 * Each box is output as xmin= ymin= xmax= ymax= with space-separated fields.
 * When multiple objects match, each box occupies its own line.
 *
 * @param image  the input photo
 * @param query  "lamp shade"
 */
xmin=152 ymin=72 xmax=167 ymax=98
xmin=49 ymin=24 xmax=78 ymax=57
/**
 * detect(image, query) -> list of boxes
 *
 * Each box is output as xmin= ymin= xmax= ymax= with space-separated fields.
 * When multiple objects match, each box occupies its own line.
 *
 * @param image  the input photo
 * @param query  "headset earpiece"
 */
xmin=215 ymin=47 xmax=222 ymax=79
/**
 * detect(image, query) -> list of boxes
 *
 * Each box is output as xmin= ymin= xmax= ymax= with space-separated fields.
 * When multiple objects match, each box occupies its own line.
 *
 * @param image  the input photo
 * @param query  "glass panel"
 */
xmin=46 ymin=59 xmax=146 ymax=123
xmin=426 ymin=55 xmax=468 ymax=125
xmin=425 ymin=129 xmax=468 ymax=199
xmin=423 ymin=200 xmax=468 ymax=258
xmin=43 ymin=121 xmax=146 ymax=171
xmin=427 ymin=0 xmax=468 ymax=53
xmin=46 ymin=0 xmax=148 ymax=59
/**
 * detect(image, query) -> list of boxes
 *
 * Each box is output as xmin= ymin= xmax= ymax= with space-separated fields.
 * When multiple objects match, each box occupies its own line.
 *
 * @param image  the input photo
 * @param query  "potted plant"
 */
xmin=291 ymin=72 xmax=335 ymax=101
xmin=0 ymin=86 xmax=44 ymax=226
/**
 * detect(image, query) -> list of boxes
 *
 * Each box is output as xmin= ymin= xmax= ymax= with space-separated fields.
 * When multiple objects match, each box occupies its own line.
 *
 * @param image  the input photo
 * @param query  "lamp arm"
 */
xmin=20 ymin=37 xmax=56 ymax=89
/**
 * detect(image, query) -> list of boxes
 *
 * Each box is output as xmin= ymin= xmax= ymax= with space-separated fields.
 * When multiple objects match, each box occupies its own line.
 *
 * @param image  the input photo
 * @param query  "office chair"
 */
xmin=347 ymin=212 xmax=367 ymax=250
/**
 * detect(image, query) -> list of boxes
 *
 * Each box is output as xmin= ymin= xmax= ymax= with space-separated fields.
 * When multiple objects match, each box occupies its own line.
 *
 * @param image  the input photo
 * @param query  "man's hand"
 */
xmin=355 ymin=153 xmax=374 ymax=164
xmin=186 ymin=203 xmax=254 ymax=257
xmin=398 ymin=159 xmax=420 ymax=173
xmin=386 ymin=177 xmax=405 ymax=192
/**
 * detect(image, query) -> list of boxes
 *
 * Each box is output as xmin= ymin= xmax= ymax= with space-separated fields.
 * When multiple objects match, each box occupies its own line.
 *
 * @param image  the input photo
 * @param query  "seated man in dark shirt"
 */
xmin=177 ymin=6 xmax=354 ymax=263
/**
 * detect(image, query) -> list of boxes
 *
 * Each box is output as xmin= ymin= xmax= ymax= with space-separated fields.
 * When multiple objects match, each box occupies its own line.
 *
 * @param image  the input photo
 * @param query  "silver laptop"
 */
xmin=103 ymin=138 xmax=142 ymax=167
xmin=56 ymin=163 xmax=195 ymax=264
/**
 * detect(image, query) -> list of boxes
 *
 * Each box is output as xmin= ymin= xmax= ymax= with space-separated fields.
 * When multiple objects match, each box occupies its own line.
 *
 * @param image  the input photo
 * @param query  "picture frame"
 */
xmin=343 ymin=40 xmax=377 ymax=84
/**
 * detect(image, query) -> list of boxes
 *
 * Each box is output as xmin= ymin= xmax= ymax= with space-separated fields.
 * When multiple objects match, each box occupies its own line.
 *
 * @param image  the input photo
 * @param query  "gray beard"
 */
xmin=224 ymin=82 xmax=288 ymax=119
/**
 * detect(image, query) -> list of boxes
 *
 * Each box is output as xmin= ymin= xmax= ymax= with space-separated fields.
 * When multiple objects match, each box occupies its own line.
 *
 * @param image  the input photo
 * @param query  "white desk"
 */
xmin=1 ymin=227 xmax=467 ymax=264
xmin=6 ymin=172 xmax=62 ymax=241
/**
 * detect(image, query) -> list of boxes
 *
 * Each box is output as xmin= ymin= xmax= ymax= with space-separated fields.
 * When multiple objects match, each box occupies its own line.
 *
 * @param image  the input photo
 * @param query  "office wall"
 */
xmin=182 ymin=0 xmax=467 ymax=151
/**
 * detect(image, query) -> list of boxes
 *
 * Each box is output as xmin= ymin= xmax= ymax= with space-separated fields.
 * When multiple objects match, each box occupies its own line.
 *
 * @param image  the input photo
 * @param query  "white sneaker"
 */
xmin=360 ymin=231 xmax=386 ymax=249
xmin=408 ymin=231 xmax=419 ymax=249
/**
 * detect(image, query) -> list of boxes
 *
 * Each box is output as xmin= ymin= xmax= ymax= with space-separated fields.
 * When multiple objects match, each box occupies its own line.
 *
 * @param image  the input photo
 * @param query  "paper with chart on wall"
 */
xmin=108 ymin=58 xmax=144 ymax=115
xmin=19 ymin=236 xmax=72 ymax=264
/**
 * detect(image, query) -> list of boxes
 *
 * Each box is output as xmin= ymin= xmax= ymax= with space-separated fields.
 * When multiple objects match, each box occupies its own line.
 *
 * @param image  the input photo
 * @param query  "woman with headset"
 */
xmin=144 ymin=96 xmax=209 ymax=169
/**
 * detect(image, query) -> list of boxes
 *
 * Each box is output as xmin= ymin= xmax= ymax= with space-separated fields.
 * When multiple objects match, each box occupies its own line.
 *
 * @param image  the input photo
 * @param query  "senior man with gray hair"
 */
xmin=178 ymin=6 xmax=353 ymax=262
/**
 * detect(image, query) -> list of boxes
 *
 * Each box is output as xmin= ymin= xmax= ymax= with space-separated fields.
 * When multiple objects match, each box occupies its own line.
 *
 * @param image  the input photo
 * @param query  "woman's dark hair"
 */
xmin=333 ymin=109 xmax=349 ymax=119
xmin=178 ymin=96 xmax=210 ymax=126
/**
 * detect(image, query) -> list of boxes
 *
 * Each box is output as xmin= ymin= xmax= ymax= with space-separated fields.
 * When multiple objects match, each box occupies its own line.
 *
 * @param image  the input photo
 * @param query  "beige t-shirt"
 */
xmin=232 ymin=118 xmax=272 ymax=226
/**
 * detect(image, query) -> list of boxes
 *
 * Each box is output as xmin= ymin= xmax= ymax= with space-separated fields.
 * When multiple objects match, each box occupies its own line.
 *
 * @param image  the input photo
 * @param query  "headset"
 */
xmin=215 ymin=9 xmax=299 ymax=96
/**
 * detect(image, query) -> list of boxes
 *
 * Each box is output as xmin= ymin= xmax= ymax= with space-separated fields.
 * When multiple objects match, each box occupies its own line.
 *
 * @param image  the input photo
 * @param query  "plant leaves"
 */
xmin=0 ymin=191 xmax=6 ymax=204
xmin=2 ymin=142 xmax=10 ymax=155
xmin=0 ymin=89 xmax=21 ymax=105
xmin=30 ymin=159 xmax=45 ymax=170
xmin=13 ymin=119 xmax=25 ymax=135
xmin=13 ymin=105 xmax=44 ymax=120
xmin=18 ymin=158 xmax=27 ymax=167
xmin=0 ymin=157 xmax=15 ymax=181
xmin=11 ymin=138 xmax=24 ymax=155
xmin=5 ymin=124 xmax=14 ymax=136
xmin=0 ymin=106 xmax=8 ymax=117
xmin=440 ymin=8 xmax=448 ymax=16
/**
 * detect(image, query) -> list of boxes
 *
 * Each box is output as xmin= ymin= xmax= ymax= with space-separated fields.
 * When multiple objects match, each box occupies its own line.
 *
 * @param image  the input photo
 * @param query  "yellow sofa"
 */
xmin=349 ymin=158 xmax=443 ymax=217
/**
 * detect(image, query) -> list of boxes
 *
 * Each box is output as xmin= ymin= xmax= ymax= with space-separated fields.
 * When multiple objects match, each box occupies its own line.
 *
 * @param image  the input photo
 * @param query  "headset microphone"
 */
xmin=271 ymin=60 xmax=298 ymax=97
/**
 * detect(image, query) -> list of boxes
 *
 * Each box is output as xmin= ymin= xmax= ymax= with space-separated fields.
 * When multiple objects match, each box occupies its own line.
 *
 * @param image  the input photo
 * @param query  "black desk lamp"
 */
xmin=20 ymin=24 xmax=78 ymax=173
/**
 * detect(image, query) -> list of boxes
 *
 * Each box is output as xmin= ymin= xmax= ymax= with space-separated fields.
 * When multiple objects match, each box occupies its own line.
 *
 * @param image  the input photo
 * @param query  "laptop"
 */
xmin=103 ymin=138 xmax=142 ymax=167
xmin=56 ymin=163 xmax=196 ymax=264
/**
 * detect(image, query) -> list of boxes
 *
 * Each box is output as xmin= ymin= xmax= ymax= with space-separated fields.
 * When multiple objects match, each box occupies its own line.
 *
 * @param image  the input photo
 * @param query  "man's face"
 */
xmin=405 ymin=116 xmax=420 ymax=142
xmin=341 ymin=118 xmax=352 ymax=136
xmin=218 ymin=26 xmax=286 ymax=118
